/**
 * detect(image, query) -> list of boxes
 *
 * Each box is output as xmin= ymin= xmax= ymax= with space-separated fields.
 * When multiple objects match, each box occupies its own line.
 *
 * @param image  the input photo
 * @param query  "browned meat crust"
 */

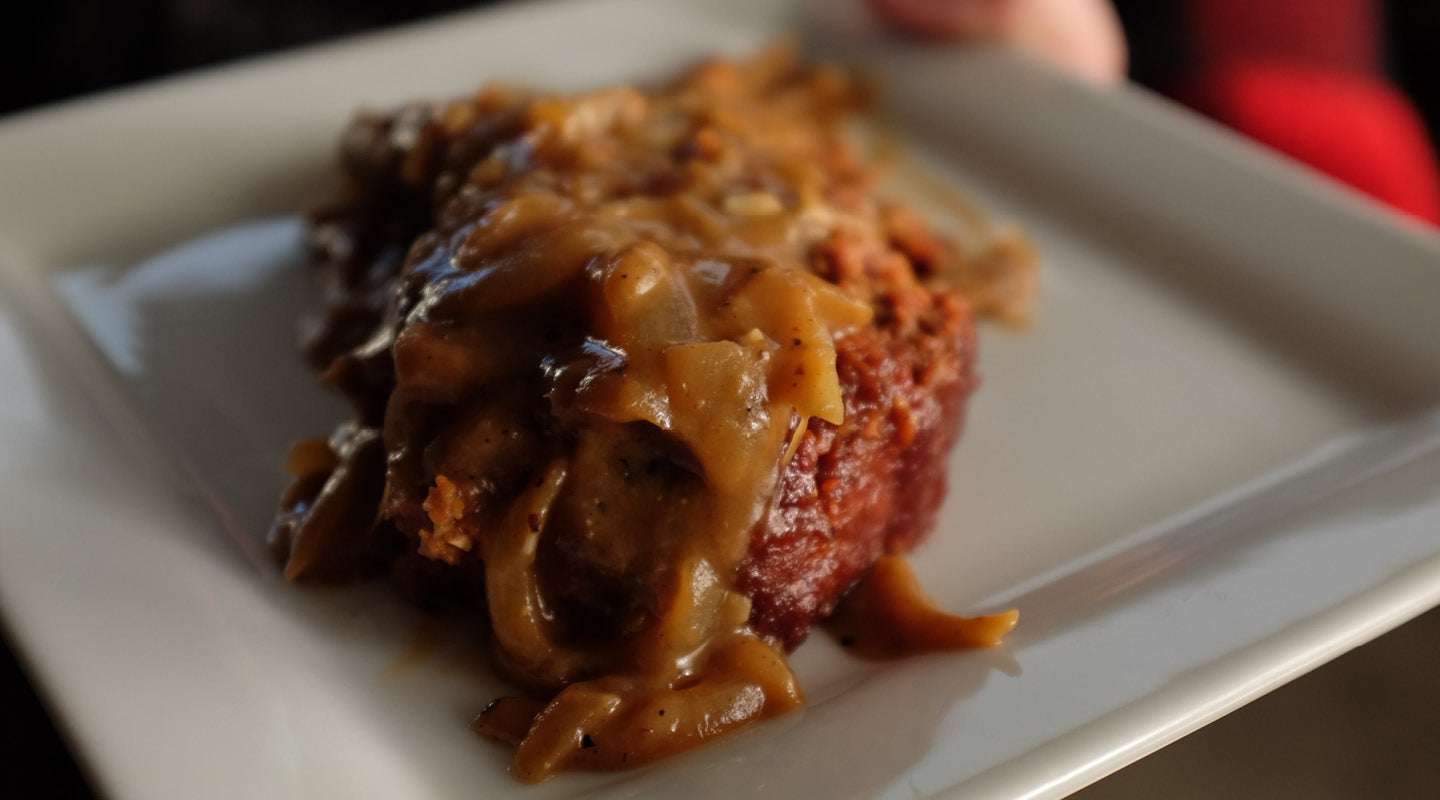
xmin=741 ymin=272 xmax=974 ymax=648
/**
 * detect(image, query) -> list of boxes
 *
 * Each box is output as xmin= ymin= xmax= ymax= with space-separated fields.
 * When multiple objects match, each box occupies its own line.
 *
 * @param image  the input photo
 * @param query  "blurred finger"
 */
xmin=868 ymin=0 xmax=1127 ymax=84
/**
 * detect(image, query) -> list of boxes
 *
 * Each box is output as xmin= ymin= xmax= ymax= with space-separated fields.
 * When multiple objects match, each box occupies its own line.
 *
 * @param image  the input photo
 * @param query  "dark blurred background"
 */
xmin=2 ymin=2 xmax=1438 ymax=798
xmin=2 ymin=0 xmax=1438 ymax=140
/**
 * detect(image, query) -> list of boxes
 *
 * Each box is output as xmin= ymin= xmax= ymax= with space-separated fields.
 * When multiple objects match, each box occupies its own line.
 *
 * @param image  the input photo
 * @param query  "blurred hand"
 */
xmin=868 ymin=0 xmax=1127 ymax=84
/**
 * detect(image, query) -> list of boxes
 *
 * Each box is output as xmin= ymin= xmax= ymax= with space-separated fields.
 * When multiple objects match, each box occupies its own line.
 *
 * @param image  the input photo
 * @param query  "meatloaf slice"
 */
xmin=271 ymin=46 xmax=1024 ymax=781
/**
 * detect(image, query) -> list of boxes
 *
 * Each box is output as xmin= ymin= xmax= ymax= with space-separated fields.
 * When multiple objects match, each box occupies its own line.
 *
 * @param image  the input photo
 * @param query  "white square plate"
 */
xmin=3 ymin=1 xmax=1440 ymax=798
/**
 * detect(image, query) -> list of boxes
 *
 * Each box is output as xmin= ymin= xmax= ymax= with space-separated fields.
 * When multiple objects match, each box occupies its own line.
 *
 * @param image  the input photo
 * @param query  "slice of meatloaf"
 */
xmin=271 ymin=47 xmax=1024 ymax=780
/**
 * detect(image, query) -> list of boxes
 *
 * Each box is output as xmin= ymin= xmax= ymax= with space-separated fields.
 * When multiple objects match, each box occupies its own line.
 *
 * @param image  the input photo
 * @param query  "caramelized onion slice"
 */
xmin=661 ymin=339 xmax=773 ymax=494
xmin=492 ymin=631 xmax=803 ymax=783
xmin=272 ymin=425 xmax=387 ymax=582
xmin=825 ymin=555 xmax=1018 ymax=659
xmin=481 ymin=460 xmax=604 ymax=688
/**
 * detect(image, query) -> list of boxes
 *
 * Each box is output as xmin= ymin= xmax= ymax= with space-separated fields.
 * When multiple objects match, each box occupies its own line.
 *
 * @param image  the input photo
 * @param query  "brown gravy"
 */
xmin=825 ymin=556 xmax=1018 ymax=660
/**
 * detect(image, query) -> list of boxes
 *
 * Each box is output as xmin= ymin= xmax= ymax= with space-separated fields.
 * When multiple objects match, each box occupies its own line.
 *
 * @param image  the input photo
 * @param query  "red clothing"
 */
xmin=1175 ymin=0 xmax=1440 ymax=224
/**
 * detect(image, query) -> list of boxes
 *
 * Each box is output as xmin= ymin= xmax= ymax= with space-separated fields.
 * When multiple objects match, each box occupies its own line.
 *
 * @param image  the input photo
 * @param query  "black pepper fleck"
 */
xmin=581 ymin=734 xmax=596 ymax=749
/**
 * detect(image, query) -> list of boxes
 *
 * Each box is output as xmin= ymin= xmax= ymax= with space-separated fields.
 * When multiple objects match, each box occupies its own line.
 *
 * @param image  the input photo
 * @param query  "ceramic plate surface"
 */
xmin=2 ymin=1 xmax=1440 ymax=798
